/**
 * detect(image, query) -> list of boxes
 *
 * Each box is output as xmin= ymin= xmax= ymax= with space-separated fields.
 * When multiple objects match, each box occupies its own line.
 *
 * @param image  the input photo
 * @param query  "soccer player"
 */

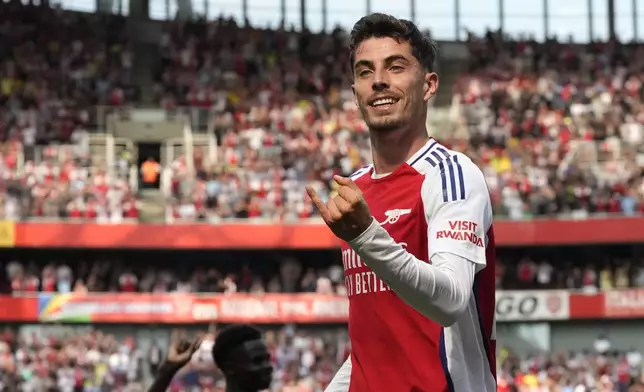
xmin=211 ymin=324 xmax=273 ymax=392
xmin=147 ymin=325 xmax=273 ymax=392
xmin=306 ymin=14 xmax=497 ymax=392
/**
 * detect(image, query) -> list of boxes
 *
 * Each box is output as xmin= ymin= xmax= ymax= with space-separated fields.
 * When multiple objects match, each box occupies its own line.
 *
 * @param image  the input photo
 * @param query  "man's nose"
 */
xmin=372 ymin=70 xmax=390 ymax=91
xmin=372 ymin=81 xmax=389 ymax=91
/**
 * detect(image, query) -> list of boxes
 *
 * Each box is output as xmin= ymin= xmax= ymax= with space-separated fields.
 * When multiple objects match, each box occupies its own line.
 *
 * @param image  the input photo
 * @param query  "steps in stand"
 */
xmin=137 ymin=189 xmax=166 ymax=223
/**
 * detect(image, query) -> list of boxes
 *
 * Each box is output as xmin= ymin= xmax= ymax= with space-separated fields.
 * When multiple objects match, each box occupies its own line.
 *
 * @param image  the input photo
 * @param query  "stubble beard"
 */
xmin=366 ymin=116 xmax=407 ymax=133
xmin=359 ymin=103 xmax=407 ymax=133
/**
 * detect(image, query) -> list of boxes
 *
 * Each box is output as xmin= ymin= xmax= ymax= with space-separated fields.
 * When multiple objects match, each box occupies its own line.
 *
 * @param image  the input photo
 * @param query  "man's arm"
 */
xmin=147 ymin=334 xmax=202 ymax=392
xmin=147 ymin=364 xmax=180 ymax=392
xmin=347 ymin=155 xmax=491 ymax=326
xmin=324 ymin=356 xmax=352 ymax=392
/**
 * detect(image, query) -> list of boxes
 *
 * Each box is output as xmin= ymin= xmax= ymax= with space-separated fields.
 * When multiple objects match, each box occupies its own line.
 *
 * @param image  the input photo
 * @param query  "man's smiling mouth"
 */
xmin=369 ymin=97 xmax=400 ymax=110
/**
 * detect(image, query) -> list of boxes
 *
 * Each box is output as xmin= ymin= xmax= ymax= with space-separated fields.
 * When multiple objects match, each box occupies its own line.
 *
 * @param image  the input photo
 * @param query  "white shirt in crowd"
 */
xmin=536 ymin=261 xmax=553 ymax=285
xmin=594 ymin=337 xmax=611 ymax=354
xmin=316 ymin=276 xmax=333 ymax=294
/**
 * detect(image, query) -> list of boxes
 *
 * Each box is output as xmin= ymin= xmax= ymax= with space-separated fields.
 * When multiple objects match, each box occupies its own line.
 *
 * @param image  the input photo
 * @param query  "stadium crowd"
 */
xmin=0 ymin=7 xmax=643 ymax=222
xmin=0 ymin=144 xmax=140 ymax=222
xmin=497 ymin=344 xmax=644 ymax=392
xmin=0 ymin=324 xmax=642 ymax=392
xmin=0 ymin=3 xmax=134 ymax=142
xmin=454 ymin=30 xmax=644 ymax=219
xmin=0 ymin=327 xmax=147 ymax=391
xmin=158 ymin=18 xmax=369 ymax=222
xmin=159 ymin=24 xmax=644 ymax=223
xmin=0 ymin=3 xmax=139 ymax=222
xmin=0 ymin=324 xmax=350 ymax=392
xmin=4 ymin=256 xmax=346 ymax=295
xmin=4 ymin=246 xmax=644 ymax=294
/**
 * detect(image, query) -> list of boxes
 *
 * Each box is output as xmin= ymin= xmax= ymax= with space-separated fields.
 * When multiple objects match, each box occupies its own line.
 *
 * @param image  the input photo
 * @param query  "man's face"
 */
xmin=352 ymin=36 xmax=437 ymax=133
xmin=228 ymin=339 xmax=273 ymax=391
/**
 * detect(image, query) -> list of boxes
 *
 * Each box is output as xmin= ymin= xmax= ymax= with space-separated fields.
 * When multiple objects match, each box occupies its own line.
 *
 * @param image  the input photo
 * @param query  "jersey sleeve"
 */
xmin=422 ymin=153 xmax=492 ymax=268
xmin=324 ymin=356 xmax=351 ymax=392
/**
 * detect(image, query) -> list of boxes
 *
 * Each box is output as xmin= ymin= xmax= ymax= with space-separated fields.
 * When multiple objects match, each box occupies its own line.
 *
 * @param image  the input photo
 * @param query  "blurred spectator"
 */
xmin=141 ymin=157 xmax=161 ymax=190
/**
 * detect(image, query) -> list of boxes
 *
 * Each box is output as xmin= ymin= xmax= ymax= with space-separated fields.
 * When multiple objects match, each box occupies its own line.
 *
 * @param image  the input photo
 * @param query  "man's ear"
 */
xmin=423 ymin=72 xmax=439 ymax=102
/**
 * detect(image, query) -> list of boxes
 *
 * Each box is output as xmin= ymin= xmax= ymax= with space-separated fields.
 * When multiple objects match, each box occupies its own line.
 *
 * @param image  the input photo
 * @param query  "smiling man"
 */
xmin=306 ymin=13 xmax=497 ymax=392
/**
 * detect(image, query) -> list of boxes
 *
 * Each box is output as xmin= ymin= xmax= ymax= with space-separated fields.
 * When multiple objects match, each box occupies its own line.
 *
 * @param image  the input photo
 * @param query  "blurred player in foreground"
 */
xmin=147 ymin=325 xmax=273 ymax=392
xmin=307 ymin=13 xmax=497 ymax=392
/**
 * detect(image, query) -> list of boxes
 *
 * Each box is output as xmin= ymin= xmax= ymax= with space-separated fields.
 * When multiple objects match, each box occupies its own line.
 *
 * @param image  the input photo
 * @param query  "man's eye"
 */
xmin=359 ymin=70 xmax=372 ymax=77
xmin=390 ymin=66 xmax=404 ymax=72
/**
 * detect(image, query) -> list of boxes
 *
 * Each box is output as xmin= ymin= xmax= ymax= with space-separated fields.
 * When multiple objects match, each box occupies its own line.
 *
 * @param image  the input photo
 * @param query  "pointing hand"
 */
xmin=307 ymin=175 xmax=374 ymax=242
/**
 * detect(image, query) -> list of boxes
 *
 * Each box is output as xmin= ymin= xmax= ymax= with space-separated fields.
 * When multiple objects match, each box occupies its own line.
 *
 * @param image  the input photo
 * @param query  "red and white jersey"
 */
xmin=340 ymin=139 xmax=496 ymax=392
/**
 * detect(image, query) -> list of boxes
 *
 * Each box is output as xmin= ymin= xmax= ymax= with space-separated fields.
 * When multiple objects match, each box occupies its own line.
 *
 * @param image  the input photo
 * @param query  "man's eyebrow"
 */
xmin=354 ymin=59 xmax=372 ymax=70
xmin=353 ymin=55 xmax=410 ymax=70
xmin=384 ymin=54 xmax=409 ymax=65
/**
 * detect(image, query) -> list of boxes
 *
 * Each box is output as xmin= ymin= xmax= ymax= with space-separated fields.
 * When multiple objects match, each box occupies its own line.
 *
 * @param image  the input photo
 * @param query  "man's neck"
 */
xmin=370 ymin=125 xmax=429 ymax=175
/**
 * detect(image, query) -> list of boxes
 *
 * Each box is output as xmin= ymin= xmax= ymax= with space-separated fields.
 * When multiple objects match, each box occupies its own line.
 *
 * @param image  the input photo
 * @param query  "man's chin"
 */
xmin=366 ymin=118 xmax=405 ymax=133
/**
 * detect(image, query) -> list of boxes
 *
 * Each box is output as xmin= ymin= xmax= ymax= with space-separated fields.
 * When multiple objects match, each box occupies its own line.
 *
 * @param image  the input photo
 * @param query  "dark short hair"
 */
xmin=349 ymin=13 xmax=438 ymax=73
xmin=212 ymin=324 xmax=262 ymax=370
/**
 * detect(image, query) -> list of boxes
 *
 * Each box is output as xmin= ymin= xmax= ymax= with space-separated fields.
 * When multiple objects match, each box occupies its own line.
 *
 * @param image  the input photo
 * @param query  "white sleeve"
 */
xmin=324 ymin=356 xmax=352 ymax=392
xmin=424 ymin=153 xmax=492 ymax=269
xmin=348 ymin=219 xmax=475 ymax=326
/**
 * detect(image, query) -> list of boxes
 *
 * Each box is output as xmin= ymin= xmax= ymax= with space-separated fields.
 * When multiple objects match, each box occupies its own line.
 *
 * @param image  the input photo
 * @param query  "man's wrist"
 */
xmin=159 ymin=362 xmax=182 ymax=376
xmin=147 ymin=362 xmax=183 ymax=392
xmin=347 ymin=217 xmax=378 ymax=248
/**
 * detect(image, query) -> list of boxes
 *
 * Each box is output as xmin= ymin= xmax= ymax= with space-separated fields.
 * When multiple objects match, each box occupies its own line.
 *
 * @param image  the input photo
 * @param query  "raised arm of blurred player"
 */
xmin=324 ymin=356 xmax=352 ymax=392
xmin=147 ymin=331 xmax=202 ymax=392
xmin=347 ymin=155 xmax=491 ymax=326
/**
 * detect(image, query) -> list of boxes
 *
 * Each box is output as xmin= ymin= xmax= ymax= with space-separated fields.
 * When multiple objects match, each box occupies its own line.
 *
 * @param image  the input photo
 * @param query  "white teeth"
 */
xmin=372 ymin=98 xmax=397 ymax=106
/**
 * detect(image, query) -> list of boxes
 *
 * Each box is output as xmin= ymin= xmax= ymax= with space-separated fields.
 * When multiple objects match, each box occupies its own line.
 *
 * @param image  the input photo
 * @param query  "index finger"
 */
xmin=333 ymin=175 xmax=360 ymax=191
xmin=306 ymin=185 xmax=332 ymax=222
xmin=189 ymin=338 xmax=203 ymax=355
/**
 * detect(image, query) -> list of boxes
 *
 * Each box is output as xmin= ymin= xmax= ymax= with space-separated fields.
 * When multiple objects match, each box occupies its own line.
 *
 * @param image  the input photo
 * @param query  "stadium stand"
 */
xmin=0 ymin=321 xmax=643 ymax=391
xmin=0 ymin=3 xmax=140 ymax=222
xmin=450 ymin=30 xmax=644 ymax=220
xmin=155 ymin=20 xmax=370 ymax=223
xmin=2 ymin=13 xmax=644 ymax=223
xmin=153 ymin=24 xmax=644 ymax=223
xmin=0 ymin=1 xmax=644 ymax=391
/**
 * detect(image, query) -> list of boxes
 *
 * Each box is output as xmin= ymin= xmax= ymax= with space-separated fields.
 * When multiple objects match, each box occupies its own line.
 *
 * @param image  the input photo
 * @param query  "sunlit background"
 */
xmin=44 ymin=0 xmax=644 ymax=42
